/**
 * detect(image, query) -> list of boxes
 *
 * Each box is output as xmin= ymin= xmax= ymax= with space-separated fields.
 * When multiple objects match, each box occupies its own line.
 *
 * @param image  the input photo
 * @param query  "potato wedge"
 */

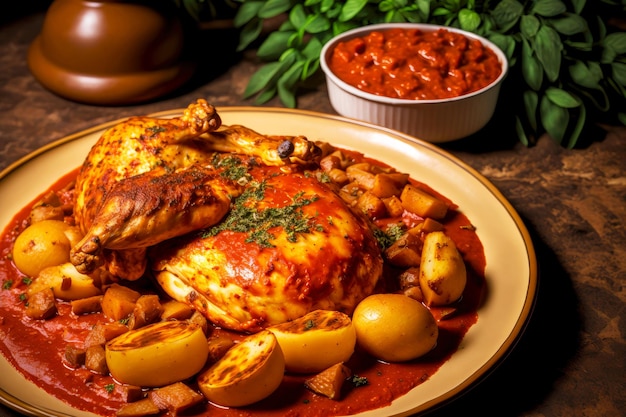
xmin=197 ymin=330 xmax=284 ymax=407
xmin=269 ymin=310 xmax=356 ymax=374
xmin=419 ymin=231 xmax=467 ymax=306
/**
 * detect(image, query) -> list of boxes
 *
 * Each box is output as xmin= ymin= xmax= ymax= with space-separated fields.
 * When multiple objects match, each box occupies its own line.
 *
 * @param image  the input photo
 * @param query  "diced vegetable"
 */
xmin=160 ymin=300 xmax=194 ymax=320
xmin=304 ymin=362 xmax=352 ymax=400
xmin=400 ymin=184 xmax=448 ymax=219
xmin=101 ymin=284 xmax=141 ymax=321
xmin=116 ymin=398 xmax=160 ymax=417
xmin=149 ymin=382 xmax=204 ymax=414
xmin=25 ymin=288 xmax=57 ymax=320
xmin=85 ymin=344 xmax=108 ymax=374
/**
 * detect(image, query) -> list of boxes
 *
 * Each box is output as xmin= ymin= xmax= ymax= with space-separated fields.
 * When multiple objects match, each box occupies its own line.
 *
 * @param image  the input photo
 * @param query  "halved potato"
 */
xmin=268 ymin=310 xmax=356 ymax=374
xmin=197 ymin=330 xmax=284 ymax=407
xmin=105 ymin=321 xmax=209 ymax=387
xmin=12 ymin=220 xmax=72 ymax=277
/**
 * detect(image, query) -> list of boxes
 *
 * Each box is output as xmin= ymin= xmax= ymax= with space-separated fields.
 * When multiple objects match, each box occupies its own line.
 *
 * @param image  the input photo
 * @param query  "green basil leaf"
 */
xmin=531 ymin=0 xmax=567 ymax=17
xmin=540 ymin=94 xmax=569 ymax=144
xmin=568 ymin=60 xmax=602 ymax=89
xmin=320 ymin=0 xmax=334 ymax=13
xmin=304 ymin=13 xmax=331 ymax=33
xmin=305 ymin=0 xmax=322 ymax=6
xmin=515 ymin=115 xmax=530 ymax=146
xmin=416 ymin=0 xmax=430 ymax=19
xmin=458 ymin=9 xmax=481 ymax=32
xmin=302 ymin=56 xmax=321 ymax=79
xmin=237 ymin=18 xmax=264 ymax=51
xmin=566 ymin=102 xmax=585 ymax=149
xmin=549 ymin=14 xmax=587 ymax=36
xmin=289 ymin=4 xmax=307 ymax=28
xmin=233 ymin=1 xmax=264 ymax=28
xmin=612 ymin=62 xmax=626 ymax=87
xmin=523 ymin=90 xmax=539 ymax=131
xmin=278 ymin=61 xmax=305 ymax=107
xmin=257 ymin=30 xmax=295 ymax=60
xmin=244 ymin=61 xmax=285 ymax=98
xmin=379 ymin=0 xmax=394 ymax=13
xmin=570 ymin=0 xmax=585 ymax=14
xmin=488 ymin=33 xmax=516 ymax=61
xmin=491 ymin=0 xmax=523 ymax=32
xmin=535 ymin=25 xmax=563 ymax=82
xmin=255 ymin=86 xmax=278 ymax=104
xmin=520 ymin=15 xmax=540 ymax=38
xmin=259 ymin=0 xmax=294 ymax=19
xmin=522 ymin=39 xmax=543 ymax=91
xmin=603 ymin=32 xmax=626 ymax=55
xmin=545 ymin=87 xmax=580 ymax=108
xmin=432 ymin=7 xmax=451 ymax=18
xmin=301 ymin=36 xmax=323 ymax=59
xmin=339 ymin=0 xmax=368 ymax=22
xmin=618 ymin=112 xmax=626 ymax=126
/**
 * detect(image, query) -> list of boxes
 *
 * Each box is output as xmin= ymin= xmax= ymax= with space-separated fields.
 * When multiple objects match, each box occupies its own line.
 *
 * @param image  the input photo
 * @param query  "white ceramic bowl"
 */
xmin=320 ymin=23 xmax=509 ymax=143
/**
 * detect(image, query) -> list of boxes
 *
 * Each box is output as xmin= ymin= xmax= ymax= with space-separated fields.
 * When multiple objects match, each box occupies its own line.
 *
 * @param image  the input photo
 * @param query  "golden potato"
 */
xmin=197 ymin=330 xmax=284 ymax=407
xmin=12 ymin=220 xmax=72 ymax=277
xmin=352 ymin=294 xmax=438 ymax=362
xmin=269 ymin=310 xmax=356 ymax=374
xmin=419 ymin=231 xmax=467 ymax=306
xmin=105 ymin=321 xmax=209 ymax=387
xmin=27 ymin=262 xmax=101 ymax=300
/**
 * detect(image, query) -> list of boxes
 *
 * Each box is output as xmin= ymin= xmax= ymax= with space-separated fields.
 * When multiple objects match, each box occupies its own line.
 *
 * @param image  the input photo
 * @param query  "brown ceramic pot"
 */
xmin=28 ymin=0 xmax=196 ymax=105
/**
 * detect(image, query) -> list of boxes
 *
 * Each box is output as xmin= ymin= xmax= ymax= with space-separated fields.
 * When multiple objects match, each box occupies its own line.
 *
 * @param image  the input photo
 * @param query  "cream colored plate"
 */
xmin=0 ymin=107 xmax=537 ymax=417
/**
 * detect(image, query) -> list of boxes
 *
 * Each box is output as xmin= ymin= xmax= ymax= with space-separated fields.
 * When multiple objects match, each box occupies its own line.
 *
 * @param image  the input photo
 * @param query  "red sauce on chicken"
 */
xmin=329 ymin=28 xmax=502 ymax=100
xmin=0 ymin=152 xmax=486 ymax=416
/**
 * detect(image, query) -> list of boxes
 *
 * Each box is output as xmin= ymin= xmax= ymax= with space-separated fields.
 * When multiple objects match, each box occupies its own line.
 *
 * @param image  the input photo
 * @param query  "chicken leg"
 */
xmin=71 ymin=166 xmax=241 ymax=277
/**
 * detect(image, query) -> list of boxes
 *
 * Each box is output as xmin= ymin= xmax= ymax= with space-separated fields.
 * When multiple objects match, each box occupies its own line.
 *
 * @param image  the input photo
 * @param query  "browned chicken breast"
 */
xmin=151 ymin=162 xmax=383 ymax=333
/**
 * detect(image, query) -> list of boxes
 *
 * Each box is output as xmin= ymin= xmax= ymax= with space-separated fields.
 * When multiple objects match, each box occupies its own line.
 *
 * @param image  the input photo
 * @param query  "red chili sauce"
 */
xmin=0 ymin=157 xmax=486 ymax=417
xmin=329 ymin=28 xmax=502 ymax=100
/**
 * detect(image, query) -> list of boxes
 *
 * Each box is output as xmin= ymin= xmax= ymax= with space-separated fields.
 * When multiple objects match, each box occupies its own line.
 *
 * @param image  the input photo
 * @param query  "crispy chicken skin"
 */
xmin=151 ymin=165 xmax=383 ymax=333
xmin=71 ymin=99 xmax=322 ymax=279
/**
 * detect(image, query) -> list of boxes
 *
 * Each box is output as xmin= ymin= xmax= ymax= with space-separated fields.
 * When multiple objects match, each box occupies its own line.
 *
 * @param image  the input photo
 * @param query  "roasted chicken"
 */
xmin=71 ymin=99 xmax=322 ymax=279
xmin=70 ymin=99 xmax=382 ymax=331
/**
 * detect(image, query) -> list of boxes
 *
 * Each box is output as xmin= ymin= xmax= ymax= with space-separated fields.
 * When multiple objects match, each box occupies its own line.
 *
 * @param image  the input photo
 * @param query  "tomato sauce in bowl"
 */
xmin=329 ymin=28 xmax=502 ymax=101
xmin=320 ymin=24 xmax=509 ymax=142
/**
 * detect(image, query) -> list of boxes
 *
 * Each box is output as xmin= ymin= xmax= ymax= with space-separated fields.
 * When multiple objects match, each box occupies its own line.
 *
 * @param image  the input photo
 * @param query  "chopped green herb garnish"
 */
xmin=22 ymin=277 xmax=33 ymax=286
xmin=2 ymin=280 xmax=13 ymax=290
xmin=373 ymin=223 xmax=406 ymax=250
xmin=304 ymin=319 xmax=315 ymax=330
xmin=351 ymin=375 xmax=369 ymax=387
xmin=104 ymin=384 xmax=115 ymax=394
xmin=204 ymin=180 xmax=321 ymax=248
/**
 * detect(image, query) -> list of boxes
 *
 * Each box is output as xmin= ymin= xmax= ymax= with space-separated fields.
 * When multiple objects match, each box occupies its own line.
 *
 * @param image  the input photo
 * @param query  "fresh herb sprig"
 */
xmin=230 ymin=0 xmax=626 ymax=148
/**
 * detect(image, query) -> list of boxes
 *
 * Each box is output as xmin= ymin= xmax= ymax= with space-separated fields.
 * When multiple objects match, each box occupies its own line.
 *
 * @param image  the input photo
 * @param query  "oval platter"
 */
xmin=0 ymin=107 xmax=537 ymax=417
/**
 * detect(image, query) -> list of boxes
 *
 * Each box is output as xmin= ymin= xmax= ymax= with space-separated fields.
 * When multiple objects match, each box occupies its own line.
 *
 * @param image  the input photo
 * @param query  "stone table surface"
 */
xmin=1 ymin=5 xmax=625 ymax=417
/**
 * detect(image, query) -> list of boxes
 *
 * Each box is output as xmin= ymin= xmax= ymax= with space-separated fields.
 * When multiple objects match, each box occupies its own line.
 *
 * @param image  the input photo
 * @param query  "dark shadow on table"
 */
xmin=423 ymin=219 xmax=582 ymax=416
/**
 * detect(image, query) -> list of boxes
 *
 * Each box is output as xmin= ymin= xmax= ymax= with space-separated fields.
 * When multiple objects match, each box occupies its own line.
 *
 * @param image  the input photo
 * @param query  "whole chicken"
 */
xmin=71 ymin=99 xmax=322 ymax=279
